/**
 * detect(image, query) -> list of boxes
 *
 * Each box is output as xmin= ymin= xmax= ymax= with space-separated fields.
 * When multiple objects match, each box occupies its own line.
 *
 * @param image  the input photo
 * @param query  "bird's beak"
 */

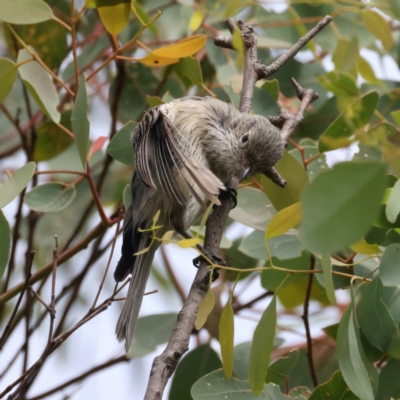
xmin=239 ymin=166 xmax=250 ymax=182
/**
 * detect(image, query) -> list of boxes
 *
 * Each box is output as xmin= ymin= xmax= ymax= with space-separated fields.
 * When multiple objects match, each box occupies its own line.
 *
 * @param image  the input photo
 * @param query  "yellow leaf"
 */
xmin=189 ymin=10 xmax=203 ymax=32
xmin=161 ymin=230 xmax=174 ymax=243
xmin=178 ymin=238 xmax=203 ymax=248
xmin=134 ymin=245 xmax=151 ymax=256
xmin=138 ymin=53 xmax=180 ymax=67
xmin=350 ymin=238 xmax=380 ymax=255
xmin=152 ymin=35 xmax=207 ymax=58
xmin=358 ymin=55 xmax=379 ymax=84
xmin=265 ymin=202 xmax=302 ymax=240
xmin=362 ymin=9 xmax=394 ymax=51
xmin=98 ymin=3 xmax=130 ymax=36
xmin=195 ymin=288 xmax=214 ymax=330
xmin=232 ymin=29 xmax=244 ymax=70
xmin=152 ymin=209 xmax=161 ymax=224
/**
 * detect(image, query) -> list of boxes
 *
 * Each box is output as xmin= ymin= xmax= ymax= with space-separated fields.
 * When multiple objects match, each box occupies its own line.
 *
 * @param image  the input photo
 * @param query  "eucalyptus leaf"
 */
xmin=0 ymin=211 xmax=11 ymax=278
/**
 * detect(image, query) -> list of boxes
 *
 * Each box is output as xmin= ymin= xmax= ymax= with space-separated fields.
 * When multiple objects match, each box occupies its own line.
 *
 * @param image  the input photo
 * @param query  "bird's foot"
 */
xmin=220 ymin=187 xmax=237 ymax=209
xmin=192 ymin=251 xmax=226 ymax=281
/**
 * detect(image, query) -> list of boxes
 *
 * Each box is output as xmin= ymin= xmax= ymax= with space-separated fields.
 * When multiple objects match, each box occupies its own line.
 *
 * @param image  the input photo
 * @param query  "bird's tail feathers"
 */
xmin=115 ymin=235 xmax=156 ymax=352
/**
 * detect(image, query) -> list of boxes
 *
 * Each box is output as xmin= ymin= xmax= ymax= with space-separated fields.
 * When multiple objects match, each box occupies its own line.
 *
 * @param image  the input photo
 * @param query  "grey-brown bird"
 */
xmin=114 ymin=96 xmax=286 ymax=351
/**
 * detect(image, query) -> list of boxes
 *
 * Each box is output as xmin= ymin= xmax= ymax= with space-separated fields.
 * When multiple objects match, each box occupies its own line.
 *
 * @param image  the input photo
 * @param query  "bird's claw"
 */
xmin=225 ymin=188 xmax=237 ymax=209
xmin=192 ymin=252 xmax=226 ymax=281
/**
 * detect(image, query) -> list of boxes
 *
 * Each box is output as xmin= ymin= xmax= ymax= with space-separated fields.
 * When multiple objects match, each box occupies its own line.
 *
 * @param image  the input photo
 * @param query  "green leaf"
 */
xmin=128 ymin=313 xmax=177 ymax=357
xmin=265 ymin=202 xmax=301 ymax=240
xmin=321 ymin=253 xmax=336 ymax=304
xmin=358 ymin=276 xmax=399 ymax=352
xmin=261 ymin=80 xmax=279 ymax=101
xmin=0 ymin=162 xmax=36 ymax=208
xmin=169 ymin=345 xmax=222 ymax=400
xmin=265 ymin=349 xmax=299 ymax=385
xmin=249 ymin=296 xmax=277 ymax=395
xmin=252 ymin=86 xmax=280 ymax=118
xmin=219 ymin=298 xmax=234 ymax=379
xmin=230 ymin=188 xmax=275 ymax=231
xmin=379 ymin=243 xmax=400 ymax=287
xmin=123 ymin=184 xmax=131 ymax=210
xmin=71 ymin=75 xmax=90 ymax=170
xmin=376 ymin=358 xmax=400 ymax=400
xmin=177 ymin=57 xmax=203 ymax=86
xmin=24 ymin=182 xmax=76 ymax=213
xmin=317 ymin=71 xmax=360 ymax=97
xmin=300 ymin=162 xmax=386 ymax=253
xmin=386 ymin=180 xmax=400 ymax=223
xmin=319 ymin=92 xmax=379 ymax=152
xmin=192 ymin=370 xmax=303 ymax=400
xmin=392 ymin=110 xmax=400 ymax=127
xmin=17 ymin=49 xmax=60 ymax=123
xmin=332 ymin=36 xmax=359 ymax=76
xmin=146 ymin=95 xmax=164 ymax=108
xmin=106 ymin=121 xmax=136 ymax=166
xmin=309 ymin=370 xmax=360 ymax=400
xmin=34 ymin=111 xmax=74 ymax=161
xmin=0 ymin=211 xmax=11 ymax=278
xmin=0 ymin=58 xmax=17 ymax=103
xmin=260 ymin=151 xmax=309 ymax=211
xmin=362 ymin=9 xmax=394 ymax=50
xmin=195 ymin=288 xmax=214 ymax=330
xmin=336 ymin=304 xmax=374 ymax=400
xmin=0 ymin=0 xmax=53 ymax=24
xmin=358 ymin=55 xmax=379 ymax=84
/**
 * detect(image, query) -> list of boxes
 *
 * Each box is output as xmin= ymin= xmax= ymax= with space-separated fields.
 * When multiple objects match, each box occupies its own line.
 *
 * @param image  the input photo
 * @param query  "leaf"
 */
xmin=321 ymin=253 xmax=336 ymax=304
xmin=376 ymin=358 xmax=400 ymax=400
xmin=386 ymin=180 xmax=400 ymax=223
xmin=358 ymin=276 xmax=399 ymax=352
xmin=362 ymin=9 xmax=394 ymax=50
xmin=318 ymin=92 xmax=379 ymax=152
xmin=87 ymin=0 xmax=130 ymax=6
xmin=98 ymin=3 xmax=130 ymax=36
xmin=219 ymin=298 xmax=234 ymax=379
xmin=0 ymin=162 xmax=36 ymax=208
xmin=122 ymin=184 xmax=131 ymax=210
xmin=178 ymin=238 xmax=202 ymax=248
xmin=34 ymin=111 xmax=74 ymax=161
xmin=192 ymin=371 xmax=299 ymax=400
xmin=154 ymin=35 xmax=207 ymax=58
xmin=300 ymin=162 xmax=387 ymax=254
xmin=229 ymin=188 xmax=275 ymax=231
xmin=260 ymin=151 xmax=309 ymax=211
xmin=309 ymin=370 xmax=360 ymax=400
xmin=261 ymin=80 xmax=279 ymax=101
xmin=265 ymin=202 xmax=301 ymax=240
xmin=169 ymin=345 xmax=222 ymax=400
xmin=24 ymin=183 xmax=76 ymax=213
xmin=128 ymin=313 xmax=177 ymax=357
xmin=265 ymin=349 xmax=299 ymax=385
xmin=106 ymin=121 xmax=136 ymax=166
xmin=17 ymin=49 xmax=60 ymax=123
xmin=138 ymin=53 xmax=180 ymax=67
xmin=0 ymin=211 xmax=11 ymax=278
xmin=379 ymin=243 xmax=400 ymax=287
xmin=350 ymin=238 xmax=380 ymax=255
xmin=358 ymin=55 xmax=379 ymax=84
xmin=195 ymin=288 xmax=214 ymax=330
xmin=249 ymin=296 xmax=277 ymax=395
xmin=189 ymin=9 xmax=203 ymax=31
xmin=332 ymin=37 xmax=358 ymax=76
xmin=224 ymin=83 xmax=240 ymax=107
xmin=0 ymin=0 xmax=53 ymax=24
xmin=392 ymin=110 xmax=400 ymax=127
xmin=0 ymin=58 xmax=17 ymax=103
xmin=71 ymin=75 xmax=90 ymax=170
xmin=146 ymin=95 xmax=164 ymax=108
xmin=88 ymin=136 xmax=107 ymax=159
xmin=336 ymin=304 xmax=374 ymax=400
xmin=317 ymin=71 xmax=360 ymax=97
xmin=177 ymin=57 xmax=203 ymax=86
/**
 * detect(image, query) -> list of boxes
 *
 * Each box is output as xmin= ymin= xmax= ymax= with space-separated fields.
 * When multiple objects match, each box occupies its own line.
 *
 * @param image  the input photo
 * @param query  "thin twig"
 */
xmin=302 ymin=255 xmax=318 ymax=388
xmin=49 ymin=236 xmax=59 ymax=340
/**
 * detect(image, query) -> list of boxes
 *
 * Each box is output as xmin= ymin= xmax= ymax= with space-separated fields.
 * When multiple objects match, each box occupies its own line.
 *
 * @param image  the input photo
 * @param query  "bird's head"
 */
xmin=235 ymin=115 xmax=285 ymax=181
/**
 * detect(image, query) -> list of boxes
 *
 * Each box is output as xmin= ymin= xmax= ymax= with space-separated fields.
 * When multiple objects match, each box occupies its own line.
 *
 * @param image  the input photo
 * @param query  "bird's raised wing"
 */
xmin=133 ymin=108 xmax=225 ymax=209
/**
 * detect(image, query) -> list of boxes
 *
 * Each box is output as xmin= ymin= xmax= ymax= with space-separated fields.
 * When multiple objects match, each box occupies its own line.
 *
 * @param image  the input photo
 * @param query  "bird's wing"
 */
xmin=133 ymin=108 xmax=225 ymax=208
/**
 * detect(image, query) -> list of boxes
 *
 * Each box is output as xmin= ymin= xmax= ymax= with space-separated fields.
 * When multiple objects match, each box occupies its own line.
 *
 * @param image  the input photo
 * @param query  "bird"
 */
xmin=114 ymin=96 xmax=286 ymax=351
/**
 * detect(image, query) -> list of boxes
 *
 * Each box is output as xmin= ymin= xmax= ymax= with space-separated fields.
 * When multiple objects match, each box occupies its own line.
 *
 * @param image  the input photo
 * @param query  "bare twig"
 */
xmin=302 ymin=255 xmax=318 ymax=388
xmin=49 ymin=236 xmax=59 ymax=340
xmin=0 ymin=252 xmax=35 ymax=349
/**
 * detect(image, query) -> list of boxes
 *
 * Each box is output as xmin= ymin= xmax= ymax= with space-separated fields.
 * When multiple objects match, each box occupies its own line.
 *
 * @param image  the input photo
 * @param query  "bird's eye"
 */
xmin=241 ymin=133 xmax=249 ymax=144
